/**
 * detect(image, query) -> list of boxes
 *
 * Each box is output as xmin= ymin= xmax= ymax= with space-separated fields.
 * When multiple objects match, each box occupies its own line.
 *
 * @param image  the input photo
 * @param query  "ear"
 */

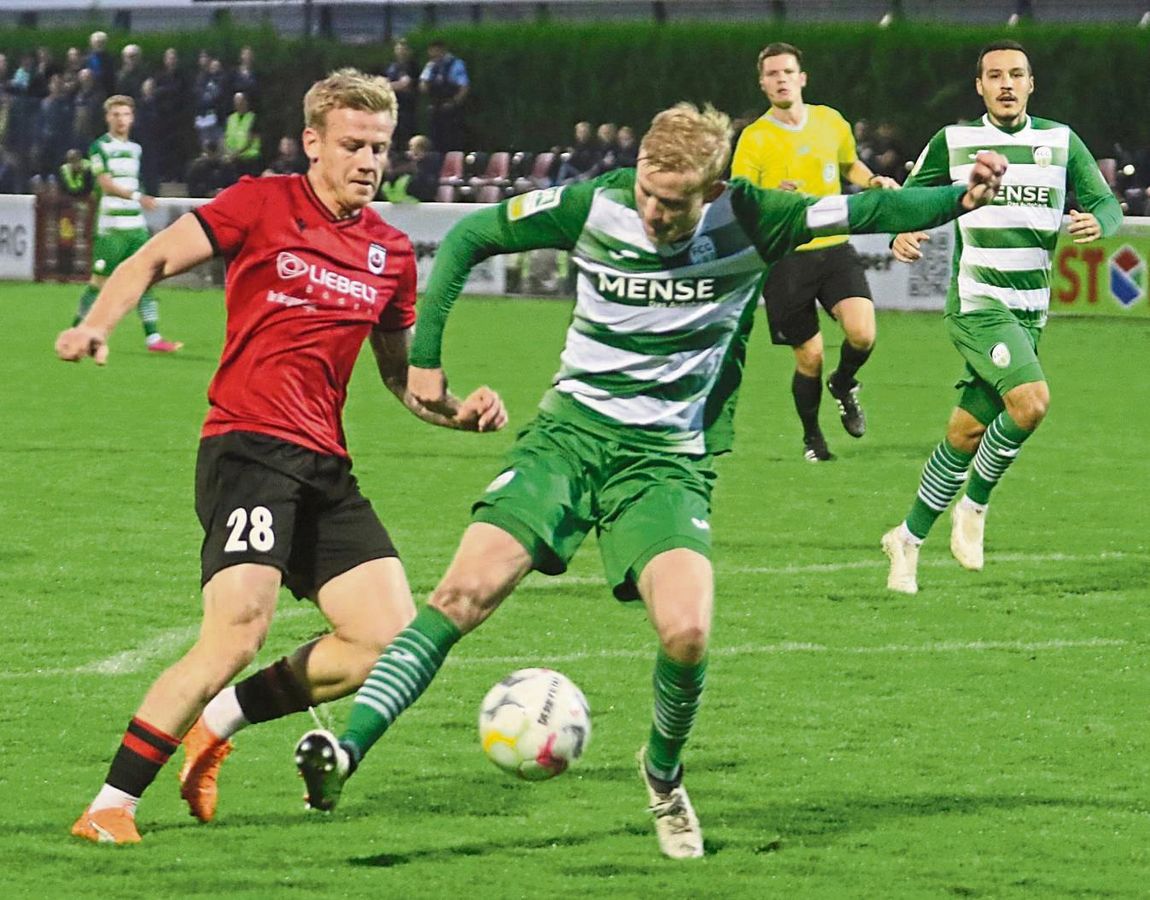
xmin=301 ymin=127 xmax=321 ymax=163
xmin=799 ymin=71 xmax=808 ymax=89
xmin=974 ymin=77 xmax=984 ymax=99
xmin=703 ymin=179 xmax=726 ymax=203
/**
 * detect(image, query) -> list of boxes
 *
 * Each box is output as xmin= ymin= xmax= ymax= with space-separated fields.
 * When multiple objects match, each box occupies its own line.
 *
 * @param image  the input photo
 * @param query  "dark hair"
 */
xmin=757 ymin=42 xmax=803 ymax=73
xmin=976 ymin=40 xmax=1030 ymax=77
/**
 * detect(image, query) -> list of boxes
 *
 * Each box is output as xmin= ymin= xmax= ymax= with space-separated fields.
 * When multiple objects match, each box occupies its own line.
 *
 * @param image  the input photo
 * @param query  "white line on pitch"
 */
xmin=1 ymin=607 xmax=313 ymax=680
xmin=523 ymin=550 xmax=1143 ymax=587
xmin=448 ymin=637 xmax=1127 ymax=668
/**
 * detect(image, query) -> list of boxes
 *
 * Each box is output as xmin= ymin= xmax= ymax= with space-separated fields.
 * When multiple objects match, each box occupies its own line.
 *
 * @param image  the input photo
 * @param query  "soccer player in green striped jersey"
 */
xmin=294 ymin=102 xmax=1007 ymax=859
xmin=881 ymin=41 xmax=1122 ymax=594
xmin=71 ymin=95 xmax=183 ymax=353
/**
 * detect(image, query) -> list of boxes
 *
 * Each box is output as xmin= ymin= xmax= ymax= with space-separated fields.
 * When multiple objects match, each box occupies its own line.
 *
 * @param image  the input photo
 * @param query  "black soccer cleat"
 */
xmin=827 ymin=376 xmax=867 ymax=438
xmin=802 ymin=433 xmax=835 ymax=463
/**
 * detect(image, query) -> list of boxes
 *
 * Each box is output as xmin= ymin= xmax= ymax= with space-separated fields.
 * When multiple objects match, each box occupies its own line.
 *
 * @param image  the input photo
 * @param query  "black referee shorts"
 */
xmin=195 ymin=431 xmax=398 ymax=599
xmin=762 ymin=242 xmax=873 ymax=346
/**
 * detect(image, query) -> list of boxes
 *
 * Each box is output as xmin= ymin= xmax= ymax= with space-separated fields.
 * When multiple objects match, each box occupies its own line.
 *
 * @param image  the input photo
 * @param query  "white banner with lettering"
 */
xmin=0 ymin=195 xmax=35 ymax=280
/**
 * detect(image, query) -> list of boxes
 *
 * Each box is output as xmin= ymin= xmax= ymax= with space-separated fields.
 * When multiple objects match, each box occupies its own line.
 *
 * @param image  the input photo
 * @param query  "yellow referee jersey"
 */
xmin=731 ymin=104 xmax=856 ymax=251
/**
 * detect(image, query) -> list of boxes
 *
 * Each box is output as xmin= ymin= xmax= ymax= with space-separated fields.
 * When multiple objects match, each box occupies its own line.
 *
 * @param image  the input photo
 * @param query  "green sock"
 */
xmin=137 ymin=292 xmax=160 ymax=338
xmin=645 ymin=649 xmax=707 ymax=784
xmin=342 ymin=605 xmax=462 ymax=761
xmin=905 ymin=440 xmax=975 ymax=539
xmin=73 ymin=284 xmax=98 ymax=326
xmin=967 ymin=411 xmax=1031 ymax=504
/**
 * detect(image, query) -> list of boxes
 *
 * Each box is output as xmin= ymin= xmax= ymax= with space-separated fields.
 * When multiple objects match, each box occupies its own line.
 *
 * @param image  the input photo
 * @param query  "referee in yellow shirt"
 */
xmin=732 ymin=42 xmax=899 ymax=462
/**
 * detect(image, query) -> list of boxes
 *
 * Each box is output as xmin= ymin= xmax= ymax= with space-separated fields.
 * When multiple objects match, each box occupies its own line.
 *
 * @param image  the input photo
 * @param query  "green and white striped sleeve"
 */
xmin=1067 ymin=130 xmax=1123 ymax=237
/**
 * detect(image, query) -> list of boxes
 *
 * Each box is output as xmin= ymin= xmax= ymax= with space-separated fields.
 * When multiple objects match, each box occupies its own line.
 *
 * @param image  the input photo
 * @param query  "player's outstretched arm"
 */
xmin=55 ymin=213 xmax=214 ymax=365
xmin=370 ymin=328 xmax=507 ymax=432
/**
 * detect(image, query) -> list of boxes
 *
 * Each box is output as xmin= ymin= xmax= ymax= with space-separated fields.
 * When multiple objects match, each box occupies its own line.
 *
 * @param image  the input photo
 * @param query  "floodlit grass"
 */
xmin=2 ymin=283 xmax=1147 ymax=898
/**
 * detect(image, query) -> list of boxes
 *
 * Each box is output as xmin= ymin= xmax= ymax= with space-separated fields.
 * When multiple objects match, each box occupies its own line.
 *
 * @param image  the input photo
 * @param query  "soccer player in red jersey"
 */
xmin=55 ymin=69 xmax=507 ymax=845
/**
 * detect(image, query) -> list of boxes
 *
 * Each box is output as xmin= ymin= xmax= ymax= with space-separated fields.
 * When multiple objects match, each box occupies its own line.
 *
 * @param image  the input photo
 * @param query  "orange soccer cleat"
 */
xmin=178 ymin=717 xmax=234 ymax=822
xmin=71 ymin=806 xmax=142 ymax=845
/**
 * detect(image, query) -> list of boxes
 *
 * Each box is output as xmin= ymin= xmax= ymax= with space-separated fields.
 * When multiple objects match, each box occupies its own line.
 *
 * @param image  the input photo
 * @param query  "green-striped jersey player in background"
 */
xmin=71 ymin=95 xmax=183 ymax=353
xmin=294 ymin=102 xmax=1007 ymax=859
xmin=881 ymin=41 xmax=1122 ymax=595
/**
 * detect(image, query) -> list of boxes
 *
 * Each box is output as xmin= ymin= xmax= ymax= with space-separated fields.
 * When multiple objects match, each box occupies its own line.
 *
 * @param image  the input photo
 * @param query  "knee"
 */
xmin=794 ymin=345 xmax=824 ymax=376
xmin=429 ymin=576 xmax=496 ymax=634
xmin=1007 ymin=393 xmax=1049 ymax=431
xmin=658 ymin=619 xmax=710 ymax=666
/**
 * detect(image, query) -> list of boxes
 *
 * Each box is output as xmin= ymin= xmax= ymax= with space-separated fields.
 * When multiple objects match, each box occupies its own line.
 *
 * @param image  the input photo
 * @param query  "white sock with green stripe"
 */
xmin=341 ymin=606 xmax=462 ymax=764
xmin=905 ymin=440 xmax=974 ymax=540
xmin=967 ymin=411 xmax=1032 ymax=504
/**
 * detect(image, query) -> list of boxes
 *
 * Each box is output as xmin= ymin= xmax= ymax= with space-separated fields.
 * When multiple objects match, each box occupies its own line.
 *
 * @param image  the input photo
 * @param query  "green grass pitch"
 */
xmin=1 ymin=282 xmax=1147 ymax=898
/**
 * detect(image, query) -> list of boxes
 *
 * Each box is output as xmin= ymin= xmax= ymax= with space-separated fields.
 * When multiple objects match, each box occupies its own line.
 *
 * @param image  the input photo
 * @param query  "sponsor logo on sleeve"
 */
xmin=507 ymin=187 xmax=564 ymax=221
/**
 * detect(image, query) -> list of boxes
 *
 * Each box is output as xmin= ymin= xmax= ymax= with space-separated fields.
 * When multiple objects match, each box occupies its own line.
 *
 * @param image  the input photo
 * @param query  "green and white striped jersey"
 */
xmin=413 ymin=168 xmax=969 ymax=455
xmin=89 ymin=133 xmax=146 ymax=234
xmin=903 ymin=114 xmax=1122 ymax=321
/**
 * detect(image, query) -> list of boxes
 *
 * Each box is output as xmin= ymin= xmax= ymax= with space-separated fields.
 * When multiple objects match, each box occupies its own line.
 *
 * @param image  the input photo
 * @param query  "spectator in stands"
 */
xmin=115 ymin=44 xmax=146 ymax=101
xmin=64 ymin=46 xmax=84 ymax=82
xmin=595 ymin=121 xmax=619 ymax=169
xmin=5 ymin=54 xmax=39 ymax=178
xmin=58 ymin=147 xmax=94 ymax=197
xmin=0 ymin=149 xmax=22 ymax=194
xmin=185 ymin=138 xmax=235 ymax=198
xmin=383 ymin=133 xmax=440 ymax=202
xmin=133 ymin=77 xmax=161 ymax=196
xmin=153 ymin=47 xmax=192 ymax=182
xmin=868 ymin=121 xmax=906 ymax=183
xmin=34 ymin=47 xmax=59 ymax=96
xmin=223 ymin=91 xmax=261 ymax=177
xmin=262 ymin=135 xmax=307 ymax=176
xmin=71 ymin=68 xmax=106 ymax=151
xmin=555 ymin=120 xmax=603 ymax=184
xmin=230 ymin=46 xmax=260 ymax=111
xmin=86 ymin=31 xmax=115 ymax=97
xmin=194 ymin=57 xmax=230 ymax=149
xmin=386 ymin=38 xmax=419 ymax=156
xmin=37 ymin=73 xmax=73 ymax=176
xmin=420 ymin=39 xmax=469 ymax=152
xmin=614 ymin=125 xmax=638 ymax=169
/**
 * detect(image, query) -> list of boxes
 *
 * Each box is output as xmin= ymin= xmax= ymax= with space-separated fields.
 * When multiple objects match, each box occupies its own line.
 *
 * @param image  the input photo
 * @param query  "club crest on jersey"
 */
xmin=990 ymin=342 xmax=1012 ymax=368
xmin=368 ymin=243 xmax=387 ymax=275
xmin=1033 ymin=146 xmax=1053 ymax=168
xmin=688 ymin=236 xmax=716 ymax=264
xmin=823 ymin=162 xmax=837 ymax=183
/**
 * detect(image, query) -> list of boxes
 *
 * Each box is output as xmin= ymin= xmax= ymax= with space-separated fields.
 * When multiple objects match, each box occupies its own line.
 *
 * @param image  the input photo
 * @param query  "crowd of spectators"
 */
xmin=2 ymin=32 xmax=1140 ymax=212
xmin=0 ymin=31 xmax=265 ymax=197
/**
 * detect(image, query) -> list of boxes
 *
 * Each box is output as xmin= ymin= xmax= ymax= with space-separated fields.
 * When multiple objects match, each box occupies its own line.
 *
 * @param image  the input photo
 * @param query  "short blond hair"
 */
xmin=639 ymin=102 xmax=732 ymax=187
xmin=303 ymin=68 xmax=397 ymax=132
xmin=104 ymin=94 xmax=135 ymax=112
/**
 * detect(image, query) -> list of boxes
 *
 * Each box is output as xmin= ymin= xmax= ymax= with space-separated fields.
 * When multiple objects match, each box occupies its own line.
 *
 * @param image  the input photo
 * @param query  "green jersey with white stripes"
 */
xmin=903 ymin=114 xmax=1122 ymax=322
xmin=89 ymin=133 xmax=147 ymax=235
xmin=413 ymin=168 xmax=971 ymax=455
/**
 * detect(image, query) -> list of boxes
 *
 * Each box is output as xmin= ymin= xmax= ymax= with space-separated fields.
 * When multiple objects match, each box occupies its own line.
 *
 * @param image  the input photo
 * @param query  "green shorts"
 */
xmin=947 ymin=308 xmax=1045 ymax=425
xmin=471 ymin=413 xmax=716 ymax=601
xmin=92 ymin=227 xmax=150 ymax=278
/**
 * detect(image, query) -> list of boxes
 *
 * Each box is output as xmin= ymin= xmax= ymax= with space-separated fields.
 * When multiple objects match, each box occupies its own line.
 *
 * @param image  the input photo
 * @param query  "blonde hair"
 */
xmin=104 ymin=94 xmax=135 ymax=112
xmin=639 ymin=102 xmax=732 ymax=186
xmin=303 ymin=68 xmax=397 ymax=132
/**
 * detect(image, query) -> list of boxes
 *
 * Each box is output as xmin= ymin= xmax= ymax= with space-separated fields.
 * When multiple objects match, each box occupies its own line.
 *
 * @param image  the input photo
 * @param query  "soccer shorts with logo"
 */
xmin=947 ymin=308 xmax=1046 ymax=425
xmin=471 ymin=413 xmax=715 ymax=600
xmin=762 ymin=242 xmax=873 ymax=346
xmin=195 ymin=431 xmax=399 ymax=599
xmin=91 ymin=227 xmax=150 ymax=277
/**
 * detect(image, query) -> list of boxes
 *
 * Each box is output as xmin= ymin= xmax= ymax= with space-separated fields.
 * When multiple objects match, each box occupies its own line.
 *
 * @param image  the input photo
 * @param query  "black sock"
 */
xmin=105 ymin=717 xmax=180 ymax=798
xmin=792 ymin=371 xmax=823 ymax=439
xmin=832 ymin=341 xmax=873 ymax=388
xmin=234 ymin=656 xmax=312 ymax=725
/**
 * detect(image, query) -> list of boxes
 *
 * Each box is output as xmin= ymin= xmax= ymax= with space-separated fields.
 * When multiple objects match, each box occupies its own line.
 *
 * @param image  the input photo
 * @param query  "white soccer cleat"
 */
xmin=294 ymin=729 xmax=350 ymax=812
xmin=882 ymin=526 xmax=920 ymax=594
xmin=950 ymin=499 xmax=986 ymax=571
xmin=637 ymin=747 xmax=703 ymax=860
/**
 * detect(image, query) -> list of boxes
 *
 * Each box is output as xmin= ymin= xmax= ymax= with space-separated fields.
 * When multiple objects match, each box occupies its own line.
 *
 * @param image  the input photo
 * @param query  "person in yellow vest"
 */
xmin=224 ymin=91 xmax=262 ymax=178
xmin=732 ymin=42 xmax=899 ymax=462
xmin=58 ymin=148 xmax=95 ymax=198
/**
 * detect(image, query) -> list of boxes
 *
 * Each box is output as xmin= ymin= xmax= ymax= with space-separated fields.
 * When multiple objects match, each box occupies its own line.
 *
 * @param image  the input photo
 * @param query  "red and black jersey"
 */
xmin=193 ymin=174 xmax=416 ymax=458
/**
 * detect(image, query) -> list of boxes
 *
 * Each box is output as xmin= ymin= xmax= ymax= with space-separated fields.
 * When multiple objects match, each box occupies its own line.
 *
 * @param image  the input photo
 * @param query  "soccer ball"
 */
xmin=478 ymin=668 xmax=591 ymax=781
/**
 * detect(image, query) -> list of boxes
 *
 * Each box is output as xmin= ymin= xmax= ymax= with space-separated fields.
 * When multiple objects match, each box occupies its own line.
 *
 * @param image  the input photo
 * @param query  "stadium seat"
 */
xmin=512 ymin=151 xmax=555 ymax=194
xmin=1096 ymin=157 xmax=1118 ymax=189
xmin=438 ymin=151 xmax=465 ymax=188
xmin=465 ymin=151 xmax=512 ymax=201
xmin=475 ymin=184 xmax=504 ymax=204
xmin=435 ymin=183 xmax=459 ymax=202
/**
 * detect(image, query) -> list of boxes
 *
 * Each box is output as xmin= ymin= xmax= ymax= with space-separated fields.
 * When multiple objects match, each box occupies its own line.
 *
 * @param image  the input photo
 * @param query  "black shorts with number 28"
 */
xmin=195 ymin=431 xmax=398 ymax=599
xmin=762 ymin=242 xmax=873 ymax=346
